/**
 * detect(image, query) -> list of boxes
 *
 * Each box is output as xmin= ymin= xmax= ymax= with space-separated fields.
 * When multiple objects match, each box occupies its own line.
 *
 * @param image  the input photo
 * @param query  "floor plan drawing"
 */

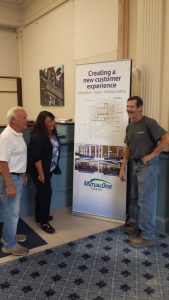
xmin=75 ymin=97 xmax=127 ymax=145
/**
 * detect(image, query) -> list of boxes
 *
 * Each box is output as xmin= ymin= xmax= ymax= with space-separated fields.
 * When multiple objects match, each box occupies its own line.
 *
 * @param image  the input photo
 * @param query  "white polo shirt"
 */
xmin=0 ymin=125 xmax=27 ymax=173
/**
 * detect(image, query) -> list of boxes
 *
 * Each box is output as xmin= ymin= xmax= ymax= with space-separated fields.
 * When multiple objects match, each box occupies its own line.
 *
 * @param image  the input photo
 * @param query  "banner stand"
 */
xmin=72 ymin=59 xmax=132 ymax=221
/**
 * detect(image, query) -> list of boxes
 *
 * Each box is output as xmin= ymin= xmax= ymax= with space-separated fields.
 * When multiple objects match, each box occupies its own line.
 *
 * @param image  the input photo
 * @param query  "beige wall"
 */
xmin=74 ymin=0 xmax=118 ymax=61
xmin=1 ymin=0 xmax=169 ymax=129
xmin=0 ymin=28 xmax=20 ymax=76
xmin=0 ymin=0 xmax=119 ymax=123
xmin=0 ymin=28 xmax=20 ymax=124
xmin=21 ymin=0 xmax=74 ymax=121
xmin=21 ymin=0 xmax=119 ymax=121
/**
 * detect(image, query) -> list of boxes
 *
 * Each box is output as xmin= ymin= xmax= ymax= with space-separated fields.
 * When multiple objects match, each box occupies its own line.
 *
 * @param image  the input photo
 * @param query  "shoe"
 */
xmin=36 ymin=216 xmax=53 ymax=223
xmin=125 ymin=226 xmax=141 ymax=236
xmin=130 ymin=237 xmax=155 ymax=248
xmin=125 ymin=217 xmax=136 ymax=227
xmin=2 ymin=244 xmax=29 ymax=256
xmin=1 ymin=234 xmax=26 ymax=244
xmin=16 ymin=234 xmax=27 ymax=242
xmin=41 ymin=223 xmax=55 ymax=234
xmin=125 ymin=215 xmax=132 ymax=227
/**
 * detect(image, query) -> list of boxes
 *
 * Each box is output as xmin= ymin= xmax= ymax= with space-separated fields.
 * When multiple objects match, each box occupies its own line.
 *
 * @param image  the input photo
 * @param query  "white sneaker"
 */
xmin=2 ymin=244 xmax=29 ymax=256
xmin=1 ymin=234 xmax=27 ymax=244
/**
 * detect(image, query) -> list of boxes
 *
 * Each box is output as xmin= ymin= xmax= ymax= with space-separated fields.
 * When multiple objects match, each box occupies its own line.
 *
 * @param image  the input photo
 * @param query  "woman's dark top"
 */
xmin=27 ymin=131 xmax=61 ymax=179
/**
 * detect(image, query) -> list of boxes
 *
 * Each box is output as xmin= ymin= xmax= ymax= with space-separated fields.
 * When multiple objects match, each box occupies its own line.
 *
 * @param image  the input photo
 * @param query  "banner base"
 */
xmin=71 ymin=210 xmax=125 ymax=224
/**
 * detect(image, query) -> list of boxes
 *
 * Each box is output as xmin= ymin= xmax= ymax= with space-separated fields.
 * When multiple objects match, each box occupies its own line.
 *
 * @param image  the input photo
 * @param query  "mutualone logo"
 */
xmin=84 ymin=178 xmax=112 ymax=191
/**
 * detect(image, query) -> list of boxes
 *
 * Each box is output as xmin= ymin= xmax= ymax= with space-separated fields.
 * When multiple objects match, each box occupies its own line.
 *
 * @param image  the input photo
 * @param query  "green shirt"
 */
xmin=125 ymin=116 xmax=166 ymax=160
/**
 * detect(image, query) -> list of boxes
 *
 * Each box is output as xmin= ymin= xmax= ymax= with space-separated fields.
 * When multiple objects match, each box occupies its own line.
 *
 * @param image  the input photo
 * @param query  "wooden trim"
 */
xmin=61 ymin=141 xmax=74 ymax=146
xmin=0 ymin=91 xmax=17 ymax=93
xmin=0 ymin=76 xmax=18 ymax=79
xmin=24 ymin=0 xmax=68 ymax=28
xmin=123 ymin=0 xmax=129 ymax=58
xmin=56 ymin=122 xmax=74 ymax=125
xmin=17 ymin=77 xmax=23 ymax=106
xmin=118 ymin=0 xmax=129 ymax=59
xmin=0 ymin=76 xmax=23 ymax=107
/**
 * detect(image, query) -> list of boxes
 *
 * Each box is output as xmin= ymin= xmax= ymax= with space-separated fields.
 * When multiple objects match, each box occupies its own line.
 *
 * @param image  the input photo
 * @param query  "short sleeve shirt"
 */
xmin=0 ymin=125 xmax=27 ymax=173
xmin=125 ymin=116 xmax=166 ymax=160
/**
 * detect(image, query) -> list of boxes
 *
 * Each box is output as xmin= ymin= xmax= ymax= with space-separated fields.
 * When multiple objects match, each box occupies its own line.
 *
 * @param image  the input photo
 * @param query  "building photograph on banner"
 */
xmin=73 ymin=60 xmax=132 ymax=220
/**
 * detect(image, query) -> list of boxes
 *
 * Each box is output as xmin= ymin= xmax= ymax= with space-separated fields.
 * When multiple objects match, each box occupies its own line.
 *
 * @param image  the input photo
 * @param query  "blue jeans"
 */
xmin=130 ymin=157 xmax=159 ymax=240
xmin=0 ymin=174 xmax=24 ymax=248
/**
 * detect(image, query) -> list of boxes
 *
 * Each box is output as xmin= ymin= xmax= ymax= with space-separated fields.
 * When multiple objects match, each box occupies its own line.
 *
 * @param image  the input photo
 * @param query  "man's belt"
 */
xmin=10 ymin=172 xmax=24 ymax=176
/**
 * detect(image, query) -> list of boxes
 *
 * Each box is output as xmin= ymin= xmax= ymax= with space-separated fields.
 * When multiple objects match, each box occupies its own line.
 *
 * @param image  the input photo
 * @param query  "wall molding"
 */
xmin=24 ymin=0 xmax=69 ymax=27
xmin=0 ymin=0 xmax=69 ymax=28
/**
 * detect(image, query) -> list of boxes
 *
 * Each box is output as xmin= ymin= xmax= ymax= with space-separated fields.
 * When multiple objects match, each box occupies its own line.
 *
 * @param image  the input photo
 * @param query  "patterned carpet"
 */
xmin=0 ymin=225 xmax=169 ymax=299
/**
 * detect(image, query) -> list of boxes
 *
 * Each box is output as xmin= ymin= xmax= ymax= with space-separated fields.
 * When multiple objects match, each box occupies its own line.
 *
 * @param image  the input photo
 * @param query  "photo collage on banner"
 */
xmin=73 ymin=60 xmax=132 ymax=220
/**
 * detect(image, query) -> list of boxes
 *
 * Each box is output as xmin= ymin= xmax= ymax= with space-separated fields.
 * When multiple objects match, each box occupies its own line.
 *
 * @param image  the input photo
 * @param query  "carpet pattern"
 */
xmin=0 ymin=219 xmax=47 ymax=258
xmin=0 ymin=225 xmax=169 ymax=299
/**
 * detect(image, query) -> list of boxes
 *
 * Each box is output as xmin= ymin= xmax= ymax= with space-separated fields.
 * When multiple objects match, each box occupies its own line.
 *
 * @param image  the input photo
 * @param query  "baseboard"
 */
xmin=157 ymin=216 xmax=169 ymax=234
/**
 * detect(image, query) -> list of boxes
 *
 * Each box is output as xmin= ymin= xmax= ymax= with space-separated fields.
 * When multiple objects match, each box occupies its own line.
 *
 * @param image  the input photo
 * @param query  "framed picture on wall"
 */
xmin=39 ymin=65 xmax=64 ymax=106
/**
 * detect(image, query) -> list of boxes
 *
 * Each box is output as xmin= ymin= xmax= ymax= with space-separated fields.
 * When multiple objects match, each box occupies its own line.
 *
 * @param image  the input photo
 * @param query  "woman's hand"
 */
xmin=38 ymin=174 xmax=45 ymax=183
xmin=35 ymin=160 xmax=45 ymax=183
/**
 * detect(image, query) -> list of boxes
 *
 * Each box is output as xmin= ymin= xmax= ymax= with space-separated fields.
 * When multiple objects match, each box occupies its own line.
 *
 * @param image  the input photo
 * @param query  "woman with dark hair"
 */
xmin=27 ymin=111 xmax=61 ymax=234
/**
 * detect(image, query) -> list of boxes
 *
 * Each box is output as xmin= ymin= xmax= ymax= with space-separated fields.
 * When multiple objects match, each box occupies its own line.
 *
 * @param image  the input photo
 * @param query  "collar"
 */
xmin=7 ymin=125 xmax=23 ymax=136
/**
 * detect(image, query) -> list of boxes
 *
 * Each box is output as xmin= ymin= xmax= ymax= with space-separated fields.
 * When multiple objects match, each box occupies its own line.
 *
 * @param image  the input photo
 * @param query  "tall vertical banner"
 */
xmin=73 ymin=60 xmax=131 ymax=220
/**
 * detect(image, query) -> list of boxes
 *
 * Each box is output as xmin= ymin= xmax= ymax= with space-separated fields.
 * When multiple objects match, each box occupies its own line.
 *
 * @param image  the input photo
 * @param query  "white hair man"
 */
xmin=0 ymin=106 xmax=28 ymax=256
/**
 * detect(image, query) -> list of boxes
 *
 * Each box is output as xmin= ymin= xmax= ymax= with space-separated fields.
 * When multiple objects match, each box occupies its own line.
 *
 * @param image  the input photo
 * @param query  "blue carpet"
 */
xmin=0 ymin=225 xmax=169 ymax=299
xmin=0 ymin=219 xmax=47 ymax=258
